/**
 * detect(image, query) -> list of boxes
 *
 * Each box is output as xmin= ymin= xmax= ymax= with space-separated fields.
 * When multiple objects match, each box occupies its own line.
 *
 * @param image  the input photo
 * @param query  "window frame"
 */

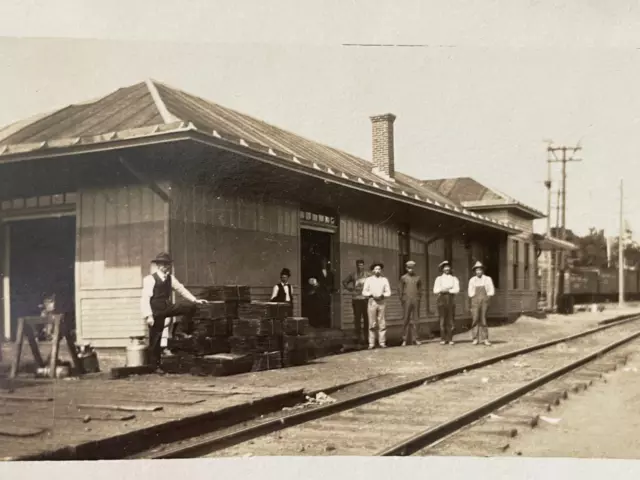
xmin=513 ymin=239 xmax=520 ymax=289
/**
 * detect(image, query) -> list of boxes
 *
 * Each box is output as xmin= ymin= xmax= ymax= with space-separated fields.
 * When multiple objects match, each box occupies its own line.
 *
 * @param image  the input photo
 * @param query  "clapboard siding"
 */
xmin=79 ymin=288 xmax=146 ymax=347
xmin=76 ymin=184 xmax=168 ymax=346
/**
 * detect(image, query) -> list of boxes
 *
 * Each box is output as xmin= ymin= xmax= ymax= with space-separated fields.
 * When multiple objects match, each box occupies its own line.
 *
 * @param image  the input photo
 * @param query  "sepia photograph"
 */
xmin=2 ymin=1 xmax=640 ymax=476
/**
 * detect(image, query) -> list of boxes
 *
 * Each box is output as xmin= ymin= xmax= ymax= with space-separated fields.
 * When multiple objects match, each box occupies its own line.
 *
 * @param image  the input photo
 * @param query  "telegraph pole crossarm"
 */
xmin=546 ymin=144 xmax=583 ymax=312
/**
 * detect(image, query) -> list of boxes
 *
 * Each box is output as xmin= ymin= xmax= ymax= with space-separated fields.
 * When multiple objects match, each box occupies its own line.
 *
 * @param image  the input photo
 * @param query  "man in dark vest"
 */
xmin=141 ymin=252 xmax=206 ymax=371
xmin=342 ymin=259 xmax=371 ymax=345
xmin=271 ymin=268 xmax=294 ymax=308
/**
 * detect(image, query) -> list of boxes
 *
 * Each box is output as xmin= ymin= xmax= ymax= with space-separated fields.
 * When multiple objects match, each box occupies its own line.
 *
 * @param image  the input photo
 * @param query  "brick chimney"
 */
xmin=370 ymin=113 xmax=396 ymax=180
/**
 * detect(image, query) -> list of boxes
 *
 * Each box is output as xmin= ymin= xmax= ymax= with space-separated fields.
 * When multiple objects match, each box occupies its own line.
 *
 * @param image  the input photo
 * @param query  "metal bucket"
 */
xmin=126 ymin=336 xmax=148 ymax=367
xmin=79 ymin=345 xmax=100 ymax=373
xmin=35 ymin=365 xmax=70 ymax=379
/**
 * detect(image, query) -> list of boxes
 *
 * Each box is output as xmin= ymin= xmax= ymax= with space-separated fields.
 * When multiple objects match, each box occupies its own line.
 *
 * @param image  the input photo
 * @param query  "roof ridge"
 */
xmin=150 ymin=79 xmax=382 ymax=166
xmin=145 ymin=78 xmax=182 ymax=124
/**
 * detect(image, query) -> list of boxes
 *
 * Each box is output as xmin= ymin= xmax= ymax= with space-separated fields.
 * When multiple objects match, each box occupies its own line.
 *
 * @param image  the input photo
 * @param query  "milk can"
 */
xmin=126 ymin=336 xmax=148 ymax=367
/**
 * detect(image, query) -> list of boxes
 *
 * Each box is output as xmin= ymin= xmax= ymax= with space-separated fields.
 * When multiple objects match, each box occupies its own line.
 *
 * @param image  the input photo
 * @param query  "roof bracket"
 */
xmin=118 ymin=156 xmax=170 ymax=203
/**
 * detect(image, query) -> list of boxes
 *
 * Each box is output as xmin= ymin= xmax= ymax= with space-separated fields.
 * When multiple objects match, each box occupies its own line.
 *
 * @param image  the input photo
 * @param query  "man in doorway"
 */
xmin=468 ymin=261 xmax=495 ymax=346
xmin=271 ymin=268 xmax=294 ymax=308
xmin=141 ymin=252 xmax=207 ymax=371
xmin=342 ymin=259 xmax=371 ymax=345
xmin=399 ymin=260 xmax=423 ymax=347
xmin=433 ymin=260 xmax=461 ymax=345
xmin=362 ymin=262 xmax=392 ymax=349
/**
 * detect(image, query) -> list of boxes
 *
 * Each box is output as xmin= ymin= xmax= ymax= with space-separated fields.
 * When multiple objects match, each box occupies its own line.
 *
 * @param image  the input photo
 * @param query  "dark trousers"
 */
xmin=352 ymin=299 xmax=369 ymax=342
xmin=437 ymin=294 xmax=456 ymax=342
xmin=402 ymin=298 xmax=420 ymax=343
xmin=148 ymin=303 xmax=197 ymax=368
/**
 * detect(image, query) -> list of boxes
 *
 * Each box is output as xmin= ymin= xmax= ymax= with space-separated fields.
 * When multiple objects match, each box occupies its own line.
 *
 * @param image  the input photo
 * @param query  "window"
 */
xmin=486 ymin=243 xmax=501 ymax=289
xmin=398 ymin=226 xmax=410 ymax=278
xmin=513 ymin=240 xmax=520 ymax=289
xmin=524 ymin=242 xmax=530 ymax=290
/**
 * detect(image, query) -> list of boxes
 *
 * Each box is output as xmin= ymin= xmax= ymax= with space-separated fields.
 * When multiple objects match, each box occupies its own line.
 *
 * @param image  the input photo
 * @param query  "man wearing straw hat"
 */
xmin=362 ymin=262 xmax=392 ymax=349
xmin=467 ymin=261 xmax=495 ymax=346
xmin=141 ymin=252 xmax=207 ymax=370
xmin=399 ymin=260 xmax=424 ymax=346
xmin=433 ymin=260 xmax=460 ymax=345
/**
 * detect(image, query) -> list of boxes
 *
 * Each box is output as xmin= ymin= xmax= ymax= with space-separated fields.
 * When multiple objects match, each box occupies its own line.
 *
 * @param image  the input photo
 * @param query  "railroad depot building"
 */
xmin=0 ymin=80 xmax=558 ymax=350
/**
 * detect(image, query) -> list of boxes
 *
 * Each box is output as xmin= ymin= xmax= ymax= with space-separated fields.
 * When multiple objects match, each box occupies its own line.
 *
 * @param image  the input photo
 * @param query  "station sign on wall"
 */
xmin=300 ymin=209 xmax=338 ymax=232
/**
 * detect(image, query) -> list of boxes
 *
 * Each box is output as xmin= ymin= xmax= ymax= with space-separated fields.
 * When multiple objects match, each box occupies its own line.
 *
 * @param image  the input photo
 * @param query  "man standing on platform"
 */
xmin=141 ymin=252 xmax=207 ymax=371
xmin=342 ymin=259 xmax=371 ymax=345
xmin=362 ymin=262 xmax=392 ymax=350
xmin=468 ymin=261 xmax=495 ymax=346
xmin=399 ymin=260 xmax=423 ymax=346
xmin=271 ymin=268 xmax=294 ymax=305
xmin=433 ymin=260 xmax=460 ymax=345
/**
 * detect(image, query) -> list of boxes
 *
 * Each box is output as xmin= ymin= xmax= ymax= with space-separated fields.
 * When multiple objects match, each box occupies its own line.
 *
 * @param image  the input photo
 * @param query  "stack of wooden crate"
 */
xmin=281 ymin=317 xmax=311 ymax=367
xmin=192 ymin=301 xmax=230 ymax=355
xmin=230 ymin=301 xmax=290 ymax=372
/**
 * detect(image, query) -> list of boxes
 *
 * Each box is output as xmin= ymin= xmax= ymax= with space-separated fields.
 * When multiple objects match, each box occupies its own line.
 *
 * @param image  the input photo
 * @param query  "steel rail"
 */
xmin=136 ymin=314 xmax=640 ymax=459
xmin=377 ymin=328 xmax=640 ymax=456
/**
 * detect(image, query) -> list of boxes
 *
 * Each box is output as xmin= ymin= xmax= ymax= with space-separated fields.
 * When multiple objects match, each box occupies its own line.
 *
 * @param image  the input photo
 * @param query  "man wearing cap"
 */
xmin=141 ymin=252 xmax=207 ymax=370
xmin=399 ymin=260 xmax=423 ymax=346
xmin=342 ymin=259 xmax=371 ymax=345
xmin=362 ymin=262 xmax=392 ymax=349
xmin=433 ymin=260 xmax=461 ymax=345
xmin=468 ymin=261 xmax=495 ymax=346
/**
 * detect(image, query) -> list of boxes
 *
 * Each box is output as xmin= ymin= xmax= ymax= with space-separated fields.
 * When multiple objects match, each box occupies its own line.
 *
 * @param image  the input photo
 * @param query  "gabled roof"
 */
xmin=0 ymin=79 xmax=520 ymax=233
xmin=423 ymin=177 xmax=545 ymax=219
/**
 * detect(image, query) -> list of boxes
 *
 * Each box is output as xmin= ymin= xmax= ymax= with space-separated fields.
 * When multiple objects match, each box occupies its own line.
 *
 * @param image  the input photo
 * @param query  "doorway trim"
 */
xmin=1 ymin=211 xmax=77 ymax=340
xmin=2 ymin=223 xmax=9 ymax=342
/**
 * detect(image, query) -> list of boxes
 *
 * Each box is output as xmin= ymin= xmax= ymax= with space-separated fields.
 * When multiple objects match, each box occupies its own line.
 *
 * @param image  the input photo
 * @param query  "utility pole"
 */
xmin=544 ymin=159 xmax=553 ymax=310
xmin=619 ymin=178 xmax=625 ymax=307
xmin=547 ymin=144 xmax=582 ymax=310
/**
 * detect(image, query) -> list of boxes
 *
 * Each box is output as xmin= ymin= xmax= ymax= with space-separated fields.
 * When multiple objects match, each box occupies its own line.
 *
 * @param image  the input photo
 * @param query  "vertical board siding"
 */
xmin=427 ymin=239 xmax=445 ymax=316
xmin=170 ymin=184 xmax=300 ymax=300
xmin=77 ymin=184 xmax=168 ymax=347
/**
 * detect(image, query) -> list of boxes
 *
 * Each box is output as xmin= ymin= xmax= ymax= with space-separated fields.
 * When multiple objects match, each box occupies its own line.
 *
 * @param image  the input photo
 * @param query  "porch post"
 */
xmin=2 ymin=223 xmax=10 ymax=344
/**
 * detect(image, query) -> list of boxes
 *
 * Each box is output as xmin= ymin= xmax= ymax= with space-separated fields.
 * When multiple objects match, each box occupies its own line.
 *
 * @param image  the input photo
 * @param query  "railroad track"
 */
xmin=132 ymin=314 xmax=640 ymax=458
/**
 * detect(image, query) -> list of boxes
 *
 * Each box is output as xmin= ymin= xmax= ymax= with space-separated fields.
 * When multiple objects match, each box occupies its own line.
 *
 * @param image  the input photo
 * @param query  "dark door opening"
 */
xmin=300 ymin=228 xmax=334 ymax=329
xmin=8 ymin=216 xmax=76 ymax=341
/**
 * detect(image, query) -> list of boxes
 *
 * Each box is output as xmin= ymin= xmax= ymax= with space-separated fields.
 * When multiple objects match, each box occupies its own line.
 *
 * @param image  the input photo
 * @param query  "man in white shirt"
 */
xmin=433 ymin=260 xmax=461 ymax=345
xmin=141 ymin=252 xmax=207 ymax=370
xmin=362 ymin=262 xmax=392 ymax=349
xmin=467 ymin=261 xmax=495 ymax=346
xmin=270 ymin=268 xmax=294 ymax=307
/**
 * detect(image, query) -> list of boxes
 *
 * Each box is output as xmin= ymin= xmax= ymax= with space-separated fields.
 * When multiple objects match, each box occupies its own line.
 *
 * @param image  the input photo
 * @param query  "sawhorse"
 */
xmin=9 ymin=314 xmax=82 ymax=379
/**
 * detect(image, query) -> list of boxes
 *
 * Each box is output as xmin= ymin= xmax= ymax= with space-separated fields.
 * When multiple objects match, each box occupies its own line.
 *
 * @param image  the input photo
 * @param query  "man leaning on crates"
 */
xmin=140 ymin=252 xmax=208 ymax=372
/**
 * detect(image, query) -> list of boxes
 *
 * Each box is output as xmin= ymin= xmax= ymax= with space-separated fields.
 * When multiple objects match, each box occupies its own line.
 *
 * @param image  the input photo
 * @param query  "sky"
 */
xmin=1 ymin=0 xmax=640 ymax=237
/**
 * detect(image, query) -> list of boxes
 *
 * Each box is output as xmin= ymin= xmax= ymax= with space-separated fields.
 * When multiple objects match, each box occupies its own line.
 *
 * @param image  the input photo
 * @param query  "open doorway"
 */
xmin=300 ymin=228 xmax=334 ymax=329
xmin=6 ymin=216 xmax=76 ymax=341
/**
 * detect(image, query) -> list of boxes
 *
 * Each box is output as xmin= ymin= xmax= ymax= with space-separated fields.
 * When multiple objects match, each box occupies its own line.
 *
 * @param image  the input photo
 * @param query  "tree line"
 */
xmin=553 ymin=227 xmax=640 ymax=270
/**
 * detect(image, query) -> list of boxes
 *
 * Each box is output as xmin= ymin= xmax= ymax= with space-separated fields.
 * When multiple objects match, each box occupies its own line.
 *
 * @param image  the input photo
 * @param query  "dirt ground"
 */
xmin=1 ymin=305 xmax=639 ymax=460
xmin=503 ymin=344 xmax=640 ymax=459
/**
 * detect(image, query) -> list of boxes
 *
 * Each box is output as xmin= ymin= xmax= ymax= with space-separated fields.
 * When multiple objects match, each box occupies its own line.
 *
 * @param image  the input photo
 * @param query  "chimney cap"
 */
xmin=370 ymin=113 xmax=396 ymax=123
